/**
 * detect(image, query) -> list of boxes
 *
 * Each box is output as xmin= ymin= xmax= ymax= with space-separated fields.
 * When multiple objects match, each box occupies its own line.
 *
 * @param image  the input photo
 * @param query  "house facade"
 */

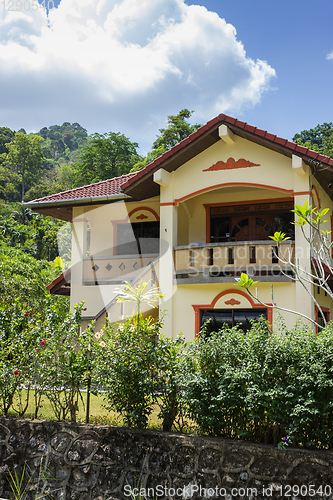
xmin=26 ymin=115 xmax=333 ymax=339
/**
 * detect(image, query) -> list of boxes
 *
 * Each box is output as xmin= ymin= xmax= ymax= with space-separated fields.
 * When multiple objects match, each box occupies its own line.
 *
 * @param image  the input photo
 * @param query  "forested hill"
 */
xmin=0 ymin=110 xmax=201 ymax=205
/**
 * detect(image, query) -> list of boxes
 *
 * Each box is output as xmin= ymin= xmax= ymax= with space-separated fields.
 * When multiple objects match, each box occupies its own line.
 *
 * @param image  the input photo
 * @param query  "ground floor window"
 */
xmin=200 ymin=308 xmax=267 ymax=334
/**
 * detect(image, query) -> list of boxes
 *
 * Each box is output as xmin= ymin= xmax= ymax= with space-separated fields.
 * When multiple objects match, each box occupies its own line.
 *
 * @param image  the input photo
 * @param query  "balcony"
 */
xmin=83 ymin=254 xmax=159 ymax=285
xmin=174 ymin=241 xmax=295 ymax=284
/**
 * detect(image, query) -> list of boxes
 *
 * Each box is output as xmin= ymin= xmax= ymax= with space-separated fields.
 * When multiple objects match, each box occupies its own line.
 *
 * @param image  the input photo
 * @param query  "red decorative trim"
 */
xmin=192 ymin=289 xmax=273 ymax=336
xmin=136 ymin=214 xmax=148 ymax=220
xmin=311 ymin=185 xmax=321 ymax=210
xmin=315 ymin=306 xmax=330 ymax=333
xmin=160 ymin=202 xmax=176 ymax=207
xmin=293 ymin=191 xmax=311 ymax=196
xmin=203 ymin=158 xmax=260 ymax=172
xmin=127 ymin=206 xmax=160 ymax=221
xmin=174 ymin=183 xmax=295 ymax=206
xmin=203 ymin=197 xmax=292 ymax=209
xmin=225 ymin=298 xmax=241 ymax=306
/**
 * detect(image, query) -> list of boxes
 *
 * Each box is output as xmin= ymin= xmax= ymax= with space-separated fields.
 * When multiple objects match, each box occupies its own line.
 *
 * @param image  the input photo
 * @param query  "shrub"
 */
xmin=95 ymin=318 xmax=159 ymax=428
xmin=94 ymin=318 xmax=187 ymax=430
xmin=182 ymin=318 xmax=333 ymax=448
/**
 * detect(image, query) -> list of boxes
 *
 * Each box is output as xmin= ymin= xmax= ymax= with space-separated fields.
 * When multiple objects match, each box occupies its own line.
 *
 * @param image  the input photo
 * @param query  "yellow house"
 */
xmin=25 ymin=114 xmax=333 ymax=340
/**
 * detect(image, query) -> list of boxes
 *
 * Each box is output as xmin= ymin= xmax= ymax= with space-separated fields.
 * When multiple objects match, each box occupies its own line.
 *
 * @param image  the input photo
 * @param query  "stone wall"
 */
xmin=0 ymin=417 xmax=332 ymax=499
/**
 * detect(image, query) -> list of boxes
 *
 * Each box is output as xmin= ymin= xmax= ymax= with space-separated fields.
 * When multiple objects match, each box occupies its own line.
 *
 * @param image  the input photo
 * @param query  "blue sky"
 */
xmin=1 ymin=0 xmax=332 ymax=153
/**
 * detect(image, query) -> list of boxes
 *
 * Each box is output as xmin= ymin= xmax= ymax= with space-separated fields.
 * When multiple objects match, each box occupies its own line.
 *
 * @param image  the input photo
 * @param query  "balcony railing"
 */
xmin=83 ymin=254 xmax=159 ymax=284
xmin=174 ymin=241 xmax=295 ymax=283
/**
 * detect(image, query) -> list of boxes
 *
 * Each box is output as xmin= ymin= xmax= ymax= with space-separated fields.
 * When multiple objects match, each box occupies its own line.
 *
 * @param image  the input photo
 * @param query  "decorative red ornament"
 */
xmin=14 ymin=370 xmax=19 ymax=375
xmin=225 ymin=298 xmax=241 ymax=306
xmin=203 ymin=157 xmax=260 ymax=172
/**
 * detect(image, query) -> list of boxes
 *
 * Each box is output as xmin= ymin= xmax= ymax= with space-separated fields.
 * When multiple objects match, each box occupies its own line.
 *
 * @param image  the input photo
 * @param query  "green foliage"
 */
xmin=181 ymin=319 xmax=333 ymax=448
xmin=0 ymin=246 xmax=57 ymax=311
xmin=35 ymin=303 xmax=92 ymax=422
xmin=4 ymin=133 xmax=45 ymax=202
xmin=292 ymin=122 xmax=333 ymax=158
xmin=0 ymin=205 xmax=68 ymax=262
xmin=269 ymin=231 xmax=290 ymax=243
xmin=154 ymin=333 xmax=187 ymax=432
xmin=130 ymin=145 xmax=167 ymax=172
xmin=235 ymin=272 xmax=258 ymax=290
xmin=115 ymin=279 xmax=163 ymax=324
xmin=96 ymin=318 xmax=159 ymax=428
xmin=76 ymin=132 xmax=142 ymax=184
xmin=152 ymin=109 xmax=201 ymax=150
xmin=0 ymin=126 xmax=15 ymax=155
xmin=95 ymin=318 xmax=186 ymax=431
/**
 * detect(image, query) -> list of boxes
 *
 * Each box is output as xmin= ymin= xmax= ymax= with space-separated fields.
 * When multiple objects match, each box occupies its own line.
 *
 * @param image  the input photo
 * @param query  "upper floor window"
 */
xmin=209 ymin=201 xmax=294 ymax=243
xmin=116 ymin=221 xmax=160 ymax=255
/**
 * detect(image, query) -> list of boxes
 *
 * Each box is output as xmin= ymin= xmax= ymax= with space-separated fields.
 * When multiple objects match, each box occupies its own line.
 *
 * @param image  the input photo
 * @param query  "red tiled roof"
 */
xmin=121 ymin=113 xmax=333 ymax=190
xmin=28 ymin=114 xmax=333 ymax=205
xmin=30 ymin=172 xmax=137 ymax=203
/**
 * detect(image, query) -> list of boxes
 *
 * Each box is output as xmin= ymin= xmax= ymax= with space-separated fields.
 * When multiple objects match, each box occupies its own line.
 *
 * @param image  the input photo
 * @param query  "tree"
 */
xmin=0 ymin=127 xmax=15 ymax=155
xmin=76 ymin=132 xmax=142 ymax=184
xmin=130 ymin=145 xmax=167 ymax=172
xmin=152 ymin=109 xmax=201 ymax=151
xmin=4 ymin=133 xmax=45 ymax=202
xmin=293 ymin=122 xmax=333 ymax=158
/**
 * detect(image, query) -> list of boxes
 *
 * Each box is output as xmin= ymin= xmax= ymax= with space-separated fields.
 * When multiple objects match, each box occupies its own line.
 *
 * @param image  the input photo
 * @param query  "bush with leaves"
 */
xmin=35 ymin=303 xmax=94 ymax=423
xmin=181 ymin=318 xmax=333 ymax=448
xmin=95 ymin=318 xmax=159 ymax=428
xmin=0 ymin=302 xmax=47 ymax=418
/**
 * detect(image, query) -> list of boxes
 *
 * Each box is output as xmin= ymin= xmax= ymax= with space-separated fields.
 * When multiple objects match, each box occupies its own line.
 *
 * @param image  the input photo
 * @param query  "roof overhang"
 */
xmin=24 ymin=193 xmax=129 ymax=221
xmin=47 ymin=268 xmax=71 ymax=295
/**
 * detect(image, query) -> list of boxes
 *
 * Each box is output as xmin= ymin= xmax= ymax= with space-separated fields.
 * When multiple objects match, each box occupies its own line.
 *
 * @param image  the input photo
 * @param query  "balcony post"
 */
xmin=292 ymin=156 xmax=314 ymax=325
xmin=154 ymin=169 xmax=177 ymax=337
xmin=71 ymin=208 xmax=88 ymax=312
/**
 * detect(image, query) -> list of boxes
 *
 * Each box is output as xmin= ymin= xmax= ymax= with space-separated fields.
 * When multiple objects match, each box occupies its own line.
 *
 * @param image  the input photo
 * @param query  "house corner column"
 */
xmin=154 ymin=170 xmax=177 ymax=337
xmin=292 ymin=155 xmax=314 ymax=325
xmin=70 ymin=209 xmax=88 ymax=312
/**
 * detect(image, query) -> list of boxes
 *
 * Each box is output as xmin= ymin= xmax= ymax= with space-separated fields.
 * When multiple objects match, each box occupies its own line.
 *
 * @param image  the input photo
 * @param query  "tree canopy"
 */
xmin=76 ymin=132 xmax=142 ymax=184
xmin=152 ymin=109 xmax=201 ymax=151
xmin=4 ymin=133 xmax=45 ymax=202
xmin=292 ymin=122 xmax=333 ymax=158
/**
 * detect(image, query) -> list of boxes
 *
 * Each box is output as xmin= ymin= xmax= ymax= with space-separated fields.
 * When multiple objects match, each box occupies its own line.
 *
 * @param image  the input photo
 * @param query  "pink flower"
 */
xmin=99 ymin=341 xmax=106 ymax=348
xmin=24 ymin=313 xmax=29 ymax=317
xmin=14 ymin=370 xmax=19 ymax=375
xmin=40 ymin=340 xmax=46 ymax=346
xmin=94 ymin=332 xmax=101 ymax=339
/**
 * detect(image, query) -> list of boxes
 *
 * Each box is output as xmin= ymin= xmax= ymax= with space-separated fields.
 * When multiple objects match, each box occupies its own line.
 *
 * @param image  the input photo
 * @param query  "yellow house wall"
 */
xmin=172 ymin=282 xmax=297 ymax=342
xmin=70 ymin=199 xmax=160 ymax=318
xmin=172 ymin=136 xmax=295 ymax=204
xmin=86 ymin=198 xmax=160 ymax=257
xmin=158 ymin=134 xmax=323 ymax=337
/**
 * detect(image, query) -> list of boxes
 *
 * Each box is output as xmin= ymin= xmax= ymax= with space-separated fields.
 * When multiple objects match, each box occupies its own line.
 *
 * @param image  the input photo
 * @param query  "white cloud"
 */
xmin=0 ymin=0 xmax=276 ymax=150
xmin=327 ymin=51 xmax=333 ymax=60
